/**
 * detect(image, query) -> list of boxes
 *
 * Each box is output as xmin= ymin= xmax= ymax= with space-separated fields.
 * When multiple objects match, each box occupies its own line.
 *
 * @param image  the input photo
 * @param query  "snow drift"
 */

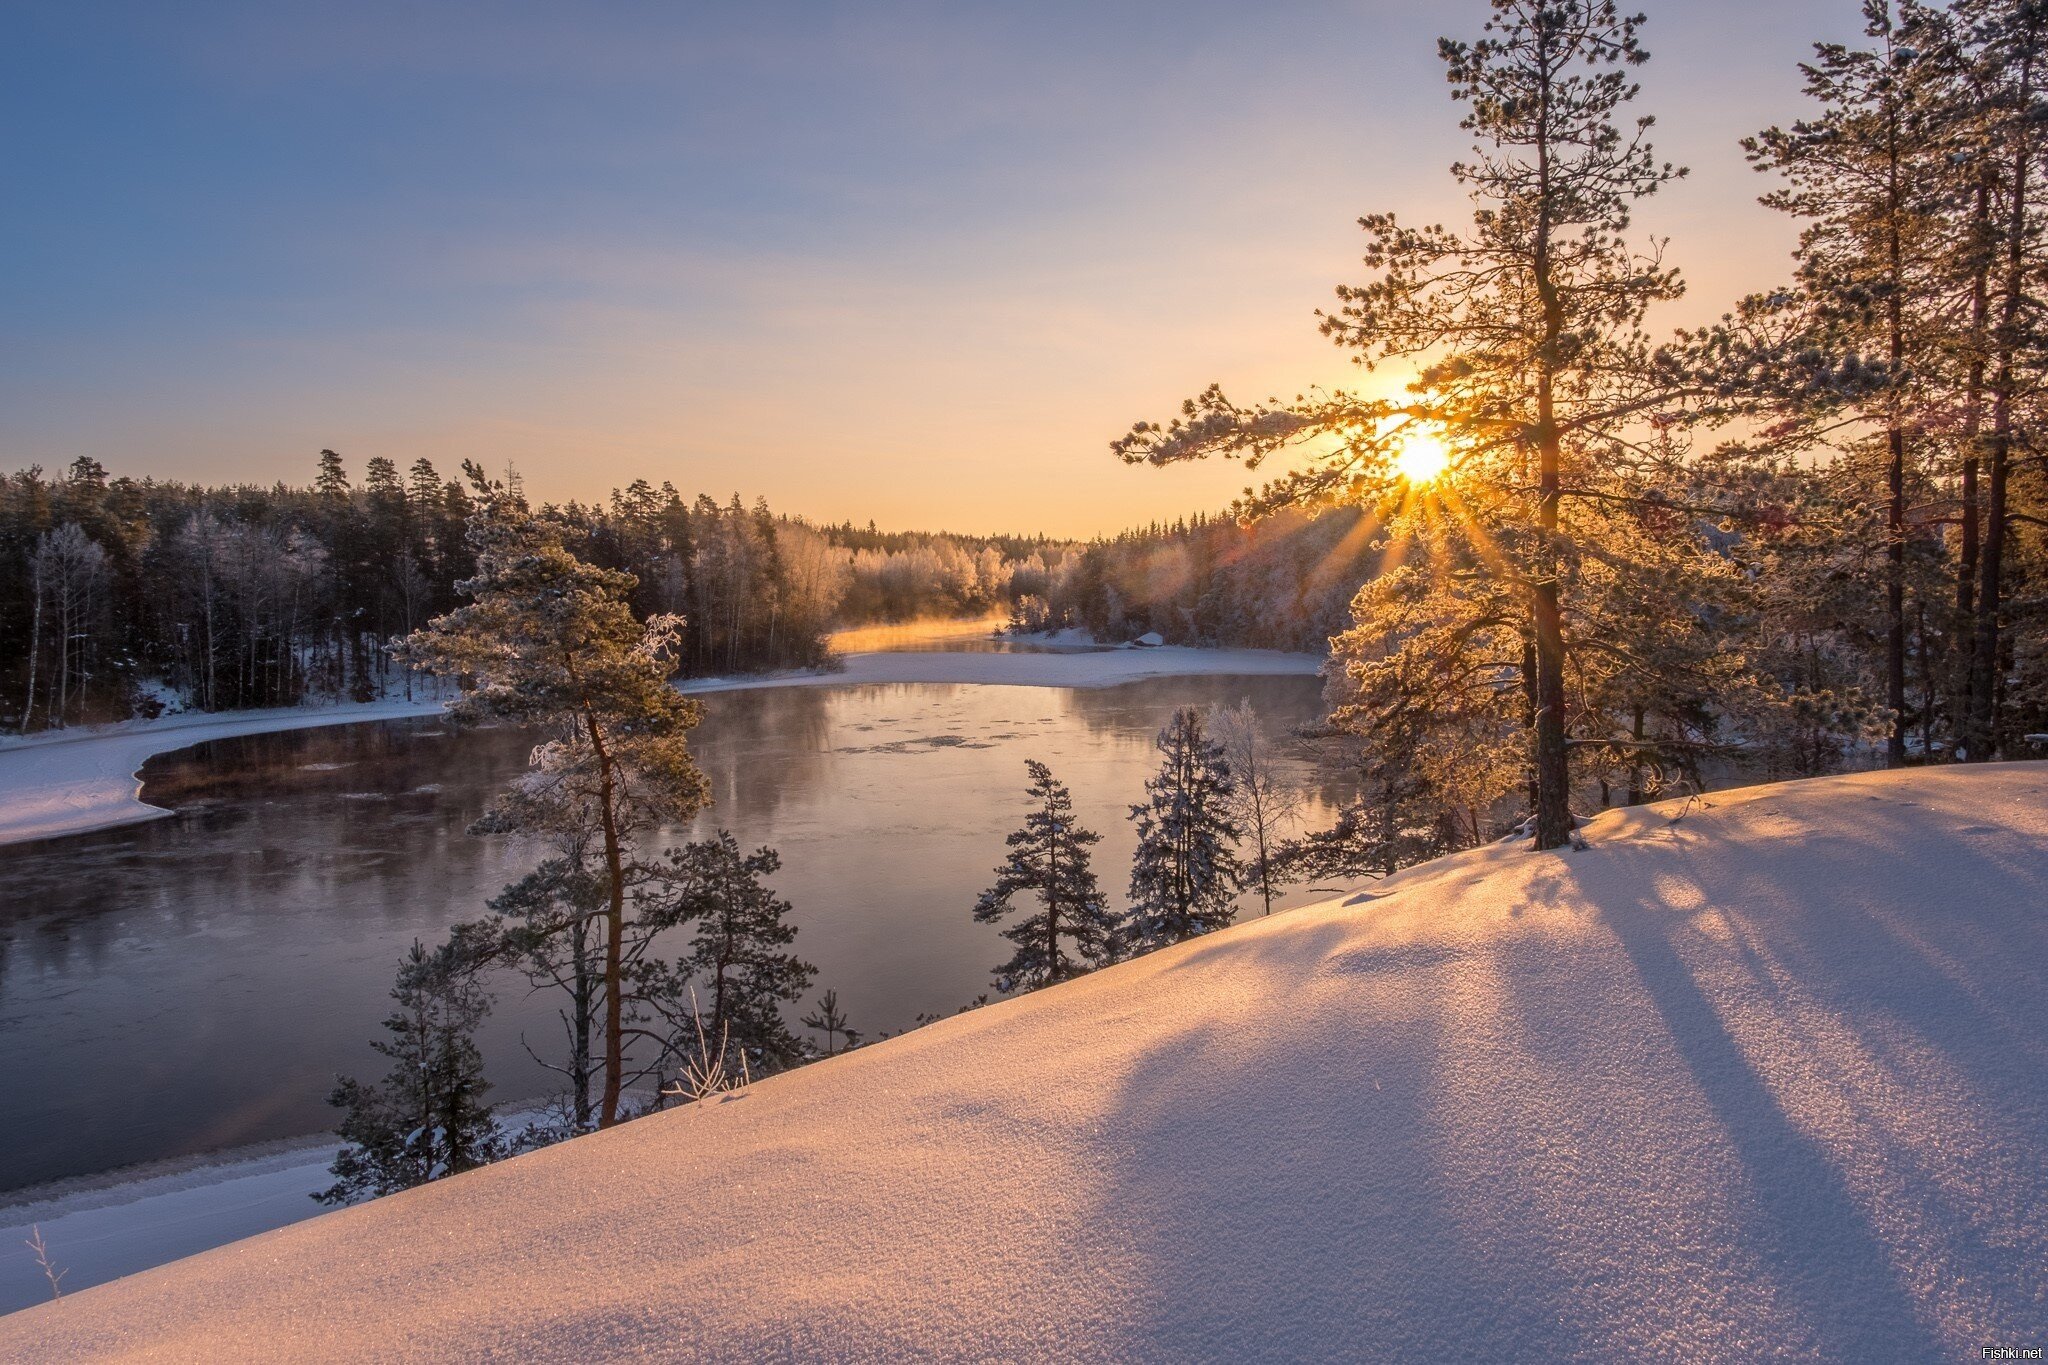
xmin=4 ymin=765 xmax=2043 ymax=1361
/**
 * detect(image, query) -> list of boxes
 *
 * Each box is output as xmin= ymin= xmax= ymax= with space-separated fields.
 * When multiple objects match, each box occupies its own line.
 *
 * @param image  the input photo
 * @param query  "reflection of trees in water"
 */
xmin=1063 ymin=676 xmax=1359 ymax=822
xmin=678 ymin=686 xmax=842 ymax=833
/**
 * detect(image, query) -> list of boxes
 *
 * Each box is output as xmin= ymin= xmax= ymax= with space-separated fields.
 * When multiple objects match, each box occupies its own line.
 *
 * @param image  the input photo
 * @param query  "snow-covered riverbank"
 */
xmin=0 ymin=699 xmax=451 ymax=847
xmin=0 ymin=645 xmax=1321 ymax=849
xmin=0 ymin=1141 xmax=336 ymax=1315
xmin=6 ymin=764 xmax=2043 ymax=1356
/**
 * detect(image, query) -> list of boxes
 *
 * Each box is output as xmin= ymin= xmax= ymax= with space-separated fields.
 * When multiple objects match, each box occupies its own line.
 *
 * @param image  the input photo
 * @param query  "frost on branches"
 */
xmin=1122 ymin=707 xmax=1245 ymax=953
xmin=973 ymin=760 xmax=1116 ymax=992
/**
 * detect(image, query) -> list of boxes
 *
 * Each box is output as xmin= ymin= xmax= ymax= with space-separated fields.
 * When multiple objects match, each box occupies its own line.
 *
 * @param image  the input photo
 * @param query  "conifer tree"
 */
xmin=653 ymin=833 xmax=816 ymax=1076
xmin=799 ymin=988 xmax=859 ymax=1057
xmin=1746 ymin=1 xmax=1951 ymax=766
xmin=397 ymin=472 xmax=709 ymax=1127
xmin=318 ymin=935 xmax=502 ymax=1206
xmin=1123 ymin=707 xmax=1244 ymax=953
xmin=1950 ymin=0 xmax=2048 ymax=759
xmin=972 ymin=760 xmax=1116 ymax=991
xmin=1114 ymin=0 xmax=1695 ymax=850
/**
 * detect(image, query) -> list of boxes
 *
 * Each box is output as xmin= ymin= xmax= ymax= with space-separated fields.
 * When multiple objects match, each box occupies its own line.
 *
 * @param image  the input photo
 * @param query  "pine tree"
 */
xmin=799 ymin=988 xmax=859 ymax=1057
xmin=481 ymin=843 xmax=610 ymax=1135
xmin=396 ymin=471 xmax=708 ymax=1127
xmin=654 ymin=833 xmax=816 ymax=1076
xmin=972 ymin=760 xmax=1116 ymax=991
xmin=318 ymin=935 xmax=502 ymax=1206
xmin=1122 ymin=707 xmax=1244 ymax=954
xmin=314 ymin=448 xmax=350 ymax=500
xmin=1746 ymin=1 xmax=1952 ymax=766
xmin=1951 ymin=0 xmax=2048 ymax=760
xmin=1115 ymin=0 xmax=1693 ymax=850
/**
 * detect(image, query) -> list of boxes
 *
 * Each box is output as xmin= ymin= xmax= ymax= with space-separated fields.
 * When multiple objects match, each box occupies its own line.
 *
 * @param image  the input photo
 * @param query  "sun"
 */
xmin=1392 ymin=430 xmax=1452 ymax=485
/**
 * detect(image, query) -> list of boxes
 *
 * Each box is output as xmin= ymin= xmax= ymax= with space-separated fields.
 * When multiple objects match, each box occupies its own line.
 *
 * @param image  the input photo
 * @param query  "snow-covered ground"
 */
xmin=0 ymin=699 xmax=449 ymax=847
xmin=0 ymin=643 xmax=1319 ymax=849
xmin=5 ymin=764 xmax=2042 ymax=1359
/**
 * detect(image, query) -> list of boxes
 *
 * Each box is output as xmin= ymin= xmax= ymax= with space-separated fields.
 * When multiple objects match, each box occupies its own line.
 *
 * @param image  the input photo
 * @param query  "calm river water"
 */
xmin=0 ymin=674 xmax=1345 ymax=1190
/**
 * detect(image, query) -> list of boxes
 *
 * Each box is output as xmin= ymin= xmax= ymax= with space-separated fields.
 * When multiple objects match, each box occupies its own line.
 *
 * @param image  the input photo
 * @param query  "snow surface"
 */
xmin=5 ymin=764 xmax=2042 ymax=1360
xmin=0 ymin=647 xmax=1318 ymax=850
xmin=0 ymin=700 xmax=448 ymax=848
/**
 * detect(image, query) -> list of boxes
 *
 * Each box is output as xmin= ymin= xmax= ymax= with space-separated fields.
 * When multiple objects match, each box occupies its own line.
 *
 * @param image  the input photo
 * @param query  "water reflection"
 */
xmin=0 ymin=675 xmax=1343 ymax=1189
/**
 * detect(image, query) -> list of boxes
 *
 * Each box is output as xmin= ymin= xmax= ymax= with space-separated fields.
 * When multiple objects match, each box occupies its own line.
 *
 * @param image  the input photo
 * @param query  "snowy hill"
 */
xmin=5 ymin=766 xmax=2044 ymax=1361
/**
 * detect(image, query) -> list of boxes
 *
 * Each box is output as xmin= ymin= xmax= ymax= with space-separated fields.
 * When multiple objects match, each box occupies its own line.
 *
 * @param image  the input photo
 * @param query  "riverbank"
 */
xmin=7 ymin=765 xmax=2042 ymax=1355
xmin=0 ymin=644 xmax=1321 ymax=848
xmin=0 ymin=699 xmax=451 ymax=847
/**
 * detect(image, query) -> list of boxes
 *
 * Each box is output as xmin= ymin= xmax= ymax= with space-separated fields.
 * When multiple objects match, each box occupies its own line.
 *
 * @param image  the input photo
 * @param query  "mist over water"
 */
xmin=0 ymin=675 xmax=1346 ymax=1191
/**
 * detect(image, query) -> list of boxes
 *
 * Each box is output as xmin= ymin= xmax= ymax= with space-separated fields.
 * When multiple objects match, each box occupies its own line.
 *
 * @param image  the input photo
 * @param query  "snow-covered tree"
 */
xmin=1207 ymin=700 xmax=1304 ymax=915
xmin=318 ymin=934 xmax=502 ymax=1206
xmin=1745 ymin=1 xmax=1955 ymax=766
xmin=972 ymin=760 xmax=1116 ymax=991
xmin=396 ymin=470 xmax=709 ymax=1128
xmin=1122 ymin=707 xmax=1245 ymax=953
xmin=1115 ymin=0 xmax=1696 ymax=850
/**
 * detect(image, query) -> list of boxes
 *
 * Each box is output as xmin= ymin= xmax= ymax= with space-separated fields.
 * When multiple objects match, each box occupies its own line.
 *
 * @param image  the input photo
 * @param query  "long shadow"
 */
xmin=1074 ymin=897 xmax=1687 ymax=1360
xmin=1597 ymin=881 xmax=1950 ymax=1361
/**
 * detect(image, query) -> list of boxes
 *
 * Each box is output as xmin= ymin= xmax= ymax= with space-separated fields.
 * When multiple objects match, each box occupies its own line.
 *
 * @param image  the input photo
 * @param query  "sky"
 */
xmin=1 ymin=1 xmax=1867 ymax=538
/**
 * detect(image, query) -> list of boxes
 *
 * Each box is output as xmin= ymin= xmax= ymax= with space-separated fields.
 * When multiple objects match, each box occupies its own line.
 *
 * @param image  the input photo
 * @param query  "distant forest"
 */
xmin=0 ymin=452 xmax=1370 ymax=729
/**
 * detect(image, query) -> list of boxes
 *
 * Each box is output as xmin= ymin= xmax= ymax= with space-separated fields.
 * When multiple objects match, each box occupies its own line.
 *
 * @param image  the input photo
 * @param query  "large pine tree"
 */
xmin=1746 ymin=1 xmax=1951 ymax=766
xmin=973 ymin=760 xmax=1116 ymax=991
xmin=1122 ymin=707 xmax=1244 ymax=954
xmin=397 ymin=471 xmax=709 ymax=1128
xmin=1114 ymin=0 xmax=1695 ymax=850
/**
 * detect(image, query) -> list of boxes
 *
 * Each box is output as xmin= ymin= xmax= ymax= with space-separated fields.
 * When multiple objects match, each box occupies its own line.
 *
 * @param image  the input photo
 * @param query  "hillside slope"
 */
xmin=5 ymin=766 xmax=2044 ymax=1362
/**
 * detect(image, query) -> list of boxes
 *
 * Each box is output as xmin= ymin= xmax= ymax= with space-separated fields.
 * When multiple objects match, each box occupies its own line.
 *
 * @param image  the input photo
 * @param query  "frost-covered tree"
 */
xmin=1114 ymin=0 xmax=1696 ymax=850
xmin=1123 ymin=707 xmax=1244 ymax=953
xmin=1207 ymin=700 xmax=1304 ymax=915
xmin=972 ymin=760 xmax=1116 ymax=991
xmin=318 ymin=934 xmax=502 ymax=1206
xmin=1947 ymin=0 xmax=2048 ymax=760
xmin=1745 ymin=1 xmax=1954 ymax=765
xmin=397 ymin=471 xmax=709 ymax=1128
xmin=652 ymin=833 xmax=816 ymax=1078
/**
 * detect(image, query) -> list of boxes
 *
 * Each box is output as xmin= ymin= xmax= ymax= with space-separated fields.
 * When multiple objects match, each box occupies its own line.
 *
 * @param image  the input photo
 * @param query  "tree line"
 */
xmin=1007 ymin=505 xmax=1379 ymax=652
xmin=0 ymin=455 xmax=1103 ymax=729
xmin=1116 ymin=0 xmax=2048 ymax=856
xmin=2 ymin=454 xmax=1412 ymax=734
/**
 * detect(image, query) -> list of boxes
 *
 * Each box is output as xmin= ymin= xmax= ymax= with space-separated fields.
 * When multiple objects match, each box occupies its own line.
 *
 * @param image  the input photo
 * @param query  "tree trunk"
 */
xmin=578 ymin=693 xmax=629 ymax=1129
xmin=1953 ymin=176 xmax=1991 ymax=750
xmin=1884 ymin=134 xmax=1908 ymax=769
xmin=1528 ymin=36 xmax=1571 ymax=851
xmin=23 ymin=561 xmax=40 ymax=732
xmin=1968 ymin=53 xmax=2033 ymax=762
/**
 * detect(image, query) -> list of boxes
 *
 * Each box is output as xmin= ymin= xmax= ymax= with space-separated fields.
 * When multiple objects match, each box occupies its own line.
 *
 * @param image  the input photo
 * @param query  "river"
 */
xmin=0 ymin=672 xmax=1345 ymax=1191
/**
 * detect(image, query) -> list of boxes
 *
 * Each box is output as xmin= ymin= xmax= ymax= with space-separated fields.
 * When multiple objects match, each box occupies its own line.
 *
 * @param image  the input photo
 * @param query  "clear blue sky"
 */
xmin=1 ymin=1 xmax=1862 ymax=536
